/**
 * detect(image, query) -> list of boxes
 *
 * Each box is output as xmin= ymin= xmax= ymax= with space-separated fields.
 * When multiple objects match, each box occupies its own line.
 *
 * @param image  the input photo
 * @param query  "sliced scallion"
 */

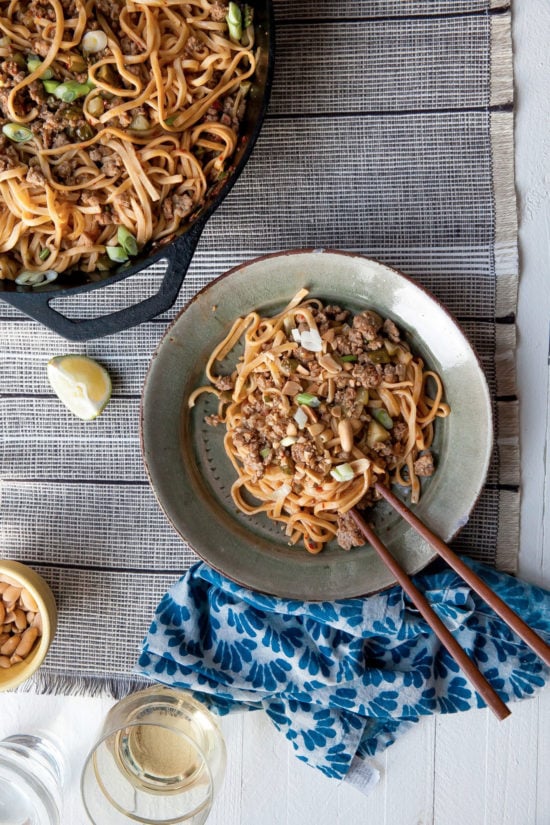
xmin=43 ymin=80 xmax=60 ymax=94
xmin=117 ymin=226 xmax=138 ymax=256
xmin=15 ymin=269 xmax=57 ymax=286
xmin=39 ymin=248 xmax=51 ymax=261
xmin=106 ymin=245 xmax=128 ymax=263
xmin=296 ymin=392 xmax=321 ymax=408
xmin=2 ymin=123 xmax=33 ymax=142
xmin=226 ymin=2 xmax=242 ymax=42
xmin=82 ymin=30 xmax=108 ymax=54
xmin=260 ymin=447 xmax=270 ymax=458
xmin=54 ymin=81 xmax=93 ymax=103
xmin=330 ymin=463 xmax=355 ymax=483
xmin=27 ymin=57 xmax=53 ymax=79
xmin=340 ymin=354 xmax=357 ymax=362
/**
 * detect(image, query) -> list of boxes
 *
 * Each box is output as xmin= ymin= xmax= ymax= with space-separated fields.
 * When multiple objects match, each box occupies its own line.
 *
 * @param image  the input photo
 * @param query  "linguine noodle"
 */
xmin=0 ymin=0 xmax=255 ymax=279
xmin=190 ymin=290 xmax=451 ymax=554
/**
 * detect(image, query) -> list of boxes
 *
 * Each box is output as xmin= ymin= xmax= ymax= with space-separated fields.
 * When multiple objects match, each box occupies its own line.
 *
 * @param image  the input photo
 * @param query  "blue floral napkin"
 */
xmin=137 ymin=560 xmax=550 ymax=787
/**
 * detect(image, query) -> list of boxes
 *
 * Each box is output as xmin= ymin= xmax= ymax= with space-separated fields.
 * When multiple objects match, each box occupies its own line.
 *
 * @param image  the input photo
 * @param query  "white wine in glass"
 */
xmin=81 ymin=686 xmax=226 ymax=824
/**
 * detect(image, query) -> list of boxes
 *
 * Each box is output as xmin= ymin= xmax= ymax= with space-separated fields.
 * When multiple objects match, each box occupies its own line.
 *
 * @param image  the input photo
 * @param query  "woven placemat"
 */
xmin=0 ymin=1 xmax=518 ymax=696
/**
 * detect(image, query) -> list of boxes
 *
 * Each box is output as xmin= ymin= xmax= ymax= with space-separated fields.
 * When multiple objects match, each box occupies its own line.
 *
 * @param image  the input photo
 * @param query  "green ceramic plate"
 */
xmin=140 ymin=249 xmax=493 ymax=599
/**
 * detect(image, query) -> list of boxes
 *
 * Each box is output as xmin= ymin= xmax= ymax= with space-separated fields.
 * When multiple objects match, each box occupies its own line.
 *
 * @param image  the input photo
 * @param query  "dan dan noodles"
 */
xmin=0 ymin=0 xmax=255 ymax=281
xmin=190 ymin=290 xmax=451 ymax=554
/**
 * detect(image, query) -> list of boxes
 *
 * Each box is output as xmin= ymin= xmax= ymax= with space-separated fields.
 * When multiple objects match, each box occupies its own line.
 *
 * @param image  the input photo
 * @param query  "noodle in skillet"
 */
xmin=0 ymin=0 xmax=255 ymax=280
xmin=190 ymin=290 xmax=451 ymax=554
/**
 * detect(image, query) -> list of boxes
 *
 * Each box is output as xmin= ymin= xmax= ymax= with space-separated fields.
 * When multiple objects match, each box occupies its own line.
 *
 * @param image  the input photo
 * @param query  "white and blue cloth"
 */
xmin=137 ymin=560 xmax=550 ymax=783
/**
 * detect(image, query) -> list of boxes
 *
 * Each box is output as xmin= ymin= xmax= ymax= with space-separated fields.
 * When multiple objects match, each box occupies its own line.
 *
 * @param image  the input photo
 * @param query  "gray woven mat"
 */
xmin=0 ymin=1 xmax=518 ymax=696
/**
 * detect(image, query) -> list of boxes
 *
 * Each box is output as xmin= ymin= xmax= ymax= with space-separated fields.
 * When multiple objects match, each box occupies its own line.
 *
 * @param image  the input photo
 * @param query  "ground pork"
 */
xmin=414 ymin=452 xmax=435 ymax=477
xmin=336 ymin=512 xmax=365 ymax=551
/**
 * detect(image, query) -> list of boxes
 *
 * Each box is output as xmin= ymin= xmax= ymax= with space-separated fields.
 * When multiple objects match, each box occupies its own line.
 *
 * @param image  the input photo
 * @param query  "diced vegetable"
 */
xmin=39 ymin=248 xmax=50 ymax=261
xmin=330 ymin=463 xmax=355 ymax=483
xmin=371 ymin=408 xmax=393 ymax=430
xmin=76 ymin=123 xmax=94 ymax=141
xmin=296 ymin=392 xmax=321 ymax=408
xmin=2 ymin=123 xmax=33 ymax=142
xmin=130 ymin=114 xmax=150 ymax=131
xmin=340 ymin=354 xmax=357 ymax=362
xmin=87 ymin=96 xmax=105 ymax=117
xmin=290 ymin=328 xmax=301 ymax=342
xmin=356 ymin=387 xmax=369 ymax=406
xmin=367 ymin=349 xmax=390 ymax=364
xmin=260 ymin=447 xmax=270 ymax=458
xmin=366 ymin=420 xmax=390 ymax=448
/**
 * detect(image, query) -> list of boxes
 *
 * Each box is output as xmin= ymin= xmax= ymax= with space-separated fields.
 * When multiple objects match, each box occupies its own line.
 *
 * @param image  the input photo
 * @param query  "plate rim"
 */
xmin=140 ymin=248 xmax=493 ymax=599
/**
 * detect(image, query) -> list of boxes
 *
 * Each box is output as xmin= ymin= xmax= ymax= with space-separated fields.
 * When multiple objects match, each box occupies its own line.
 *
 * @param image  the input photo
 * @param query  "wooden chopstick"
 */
xmin=349 ymin=508 xmax=512 ymax=721
xmin=374 ymin=481 xmax=550 ymax=669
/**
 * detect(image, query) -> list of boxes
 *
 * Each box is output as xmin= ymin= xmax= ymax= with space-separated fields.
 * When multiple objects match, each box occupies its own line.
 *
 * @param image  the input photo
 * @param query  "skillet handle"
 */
xmin=1 ymin=221 xmax=204 ymax=341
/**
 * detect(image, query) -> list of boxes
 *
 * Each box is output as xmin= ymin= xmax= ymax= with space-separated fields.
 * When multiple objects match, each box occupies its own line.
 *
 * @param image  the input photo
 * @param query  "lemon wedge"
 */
xmin=47 ymin=355 xmax=112 ymax=421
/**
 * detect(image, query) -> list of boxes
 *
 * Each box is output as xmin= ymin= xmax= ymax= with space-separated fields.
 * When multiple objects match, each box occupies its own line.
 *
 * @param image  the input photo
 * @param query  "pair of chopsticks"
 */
xmin=350 ymin=482 xmax=550 ymax=721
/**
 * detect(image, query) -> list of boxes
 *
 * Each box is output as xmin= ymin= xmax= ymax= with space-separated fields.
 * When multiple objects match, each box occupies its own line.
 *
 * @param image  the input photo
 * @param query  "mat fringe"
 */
xmin=490 ymin=12 xmax=514 ymax=108
xmin=14 ymin=670 xmax=150 ymax=699
xmin=497 ymin=489 xmax=521 ymax=574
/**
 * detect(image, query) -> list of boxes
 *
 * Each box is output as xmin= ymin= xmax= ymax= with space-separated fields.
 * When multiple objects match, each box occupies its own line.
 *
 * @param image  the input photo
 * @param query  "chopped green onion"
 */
xmin=260 ymin=447 xmax=270 ymax=458
xmin=371 ymin=408 xmax=393 ymax=430
xmin=82 ymin=30 xmax=108 ymax=53
xmin=330 ymin=463 xmax=355 ymax=483
xmin=226 ymin=2 xmax=242 ymax=42
xmin=164 ymin=115 xmax=177 ymax=126
xmin=43 ymin=80 xmax=60 ymax=94
xmin=27 ymin=57 xmax=53 ymax=79
xmin=340 ymin=354 xmax=357 ymax=362
xmin=117 ymin=226 xmax=138 ymax=256
xmin=243 ymin=4 xmax=253 ymax=28
xmin=39 ymin=248 xmax=51 ymax=261
xmin=239 ymin=80 xmax=251 ymax=96
xmin=106 ymin=245 xmax=128 ymax=263
xmin=54 ymin=81 xmax=93 ymax=103
xmin=2 ymin=123 xmax=33 ymax=142
xmin=15 ymin=269 xmax=57 ymax=286
xmin=296 ymin=392 xmax=321 ymax=408
xmin=280 ymin=435 xmax=297 ymax=447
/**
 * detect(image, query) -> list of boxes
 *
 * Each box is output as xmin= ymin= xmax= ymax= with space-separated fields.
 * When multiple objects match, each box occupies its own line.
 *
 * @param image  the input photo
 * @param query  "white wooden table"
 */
xmin=2 ymin=3 xmax=549 ymax=823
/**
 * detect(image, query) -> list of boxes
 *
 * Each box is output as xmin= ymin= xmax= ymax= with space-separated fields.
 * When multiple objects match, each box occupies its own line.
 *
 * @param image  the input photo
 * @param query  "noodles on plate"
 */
xmin=0 ymin=0 xmax=255 ymax=281
xmin=190 ymin=290 xmax=451 ymax=554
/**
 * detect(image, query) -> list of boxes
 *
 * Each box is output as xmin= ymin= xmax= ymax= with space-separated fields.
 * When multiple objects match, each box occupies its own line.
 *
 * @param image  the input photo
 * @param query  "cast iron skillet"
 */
xmin=0 ymin=1 xmax=274 ymax=340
